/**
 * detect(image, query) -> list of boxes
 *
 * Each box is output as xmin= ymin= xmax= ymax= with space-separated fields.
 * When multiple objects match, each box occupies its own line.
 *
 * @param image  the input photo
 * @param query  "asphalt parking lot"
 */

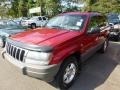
xmin=0 ymin=41 xmax=120 ymax=90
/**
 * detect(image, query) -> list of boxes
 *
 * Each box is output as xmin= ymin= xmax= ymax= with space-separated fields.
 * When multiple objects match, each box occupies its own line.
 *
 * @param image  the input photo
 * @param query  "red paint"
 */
xmin=10 ymin=12 xmax=109 ymax=65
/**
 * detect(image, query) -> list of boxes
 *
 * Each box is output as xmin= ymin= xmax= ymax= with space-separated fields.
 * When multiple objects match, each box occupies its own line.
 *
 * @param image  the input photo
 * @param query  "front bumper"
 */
xmin=2 ymin=51 xmax=60 ymax=82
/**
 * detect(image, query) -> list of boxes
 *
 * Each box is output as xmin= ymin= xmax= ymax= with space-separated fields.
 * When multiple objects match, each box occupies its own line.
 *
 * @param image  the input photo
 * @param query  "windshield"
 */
xmin=45 ymin=14 xmax=87 ymax=31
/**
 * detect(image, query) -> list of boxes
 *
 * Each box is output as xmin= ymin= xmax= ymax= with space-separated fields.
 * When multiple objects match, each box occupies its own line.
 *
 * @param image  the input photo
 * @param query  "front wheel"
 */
xmin=31 ymin=23 xmax=36 ymax=29
xmin=55 ymin=57 xmax=79 ymax=90
xmin=115 ymin=34 xmax=120 ymax=41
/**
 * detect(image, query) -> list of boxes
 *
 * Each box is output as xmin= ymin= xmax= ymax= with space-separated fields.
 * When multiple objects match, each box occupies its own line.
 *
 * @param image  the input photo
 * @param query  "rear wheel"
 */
xmin=99 ymin=39 xmax=108 ymax=53
xmin=115 ymin=34 xmax=120 ymax=41
xmin=56 ymin=56 xmax=79 ymax=90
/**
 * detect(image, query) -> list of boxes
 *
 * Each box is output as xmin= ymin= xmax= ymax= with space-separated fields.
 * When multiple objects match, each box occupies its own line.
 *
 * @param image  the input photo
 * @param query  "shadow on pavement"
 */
xmin=69 ymin=41 xmax=120 ymax=90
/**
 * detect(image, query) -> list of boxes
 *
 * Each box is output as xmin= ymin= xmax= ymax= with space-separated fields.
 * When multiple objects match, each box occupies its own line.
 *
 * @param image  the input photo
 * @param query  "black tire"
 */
xmin=114 ymin=37 xmax=119 ymax=41
xmin=31 ymin=23 xmax=36 ymax=29
xmin=99 ymin=39 xmax=108 ymax=53
xmin=0 ymin=37 xmax=5 ymax=48
xmin=55 ymin=56 xmax=79 ymax=90
xmin=114 ymin=34 xmax=120 ymax=41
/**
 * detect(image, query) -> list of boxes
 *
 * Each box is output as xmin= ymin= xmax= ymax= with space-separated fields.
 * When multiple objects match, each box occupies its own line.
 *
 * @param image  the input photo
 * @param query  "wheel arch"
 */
xmin=54 ymin=51 xmax=81 ymax=88
xmin=58 ymin=51 xmax=82 ymax=72
xmin=31 ymin=23 xmax=36 ymax=25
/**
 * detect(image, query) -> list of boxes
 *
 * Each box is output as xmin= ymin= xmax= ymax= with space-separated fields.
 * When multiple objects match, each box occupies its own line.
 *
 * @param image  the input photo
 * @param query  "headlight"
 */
xmin=25 ymin=51 xmax=52 ymax=65
xmin=0 ymin=37 xmax=4 ymax=48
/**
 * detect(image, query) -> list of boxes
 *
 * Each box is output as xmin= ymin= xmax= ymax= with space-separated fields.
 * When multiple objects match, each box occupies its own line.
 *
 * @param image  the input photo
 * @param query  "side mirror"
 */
xmin=87 ymin=27 xmax=100 ymax=34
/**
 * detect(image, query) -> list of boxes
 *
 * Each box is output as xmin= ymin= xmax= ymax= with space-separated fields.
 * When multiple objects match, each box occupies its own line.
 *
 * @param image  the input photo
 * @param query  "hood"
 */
xmin=0 ymin=28 xmax=25 ymax=37
xmin=23 ymin=19 xmax=34 ymax=22
xmin=11 ymin=28 xmax=81 ymax=46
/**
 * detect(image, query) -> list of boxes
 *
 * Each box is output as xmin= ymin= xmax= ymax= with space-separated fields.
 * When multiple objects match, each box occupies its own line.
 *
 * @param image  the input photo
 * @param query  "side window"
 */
xmin=42 ymin=17 xmax=46 ymax=20
xmin=98 ymin=16 xmax=107 ymax=29
xmin=87 ymin=16 xmax=99 ymax=33
xmin=38 ymin=17 xmax=42 ymax=20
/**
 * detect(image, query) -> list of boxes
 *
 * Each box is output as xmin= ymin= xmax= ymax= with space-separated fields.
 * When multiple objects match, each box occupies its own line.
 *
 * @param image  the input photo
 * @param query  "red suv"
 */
xmin=2 ymin=12 xmax=110 ymax=89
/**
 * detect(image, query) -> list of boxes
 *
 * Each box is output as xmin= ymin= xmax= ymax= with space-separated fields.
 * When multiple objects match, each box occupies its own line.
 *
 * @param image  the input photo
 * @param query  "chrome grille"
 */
xmin=6 ymin=42 xmax=26 ymax=62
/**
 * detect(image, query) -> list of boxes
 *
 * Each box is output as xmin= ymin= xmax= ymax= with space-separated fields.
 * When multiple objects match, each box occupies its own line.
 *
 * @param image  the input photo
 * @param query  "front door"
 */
xmin=81 ymin=15 xmax=101 ymax=61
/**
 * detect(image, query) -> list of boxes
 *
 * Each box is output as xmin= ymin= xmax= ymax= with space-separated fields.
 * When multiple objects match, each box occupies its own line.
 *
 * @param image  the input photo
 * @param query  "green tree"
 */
xmin=9 ymin=0 xmax=28 ymax=17
xmin=0 ymin=0 xmax=11 ymax=18
xmin=82 ymin=0 xmax=120 ymax=14
xmin=93 ymin=0 xmax=120 ymax=13
xmin=9 ymin=0 xmax=19 ymax=17
xmin=27 ymin=0 xmax=36 ymax=16
xmin=81 ymin=0 xmax=97 ymax=12
xmin=45 ymin=0 xmax=61 ymax=17
xmin=18 ymin=0 xmax=28 ymax=17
